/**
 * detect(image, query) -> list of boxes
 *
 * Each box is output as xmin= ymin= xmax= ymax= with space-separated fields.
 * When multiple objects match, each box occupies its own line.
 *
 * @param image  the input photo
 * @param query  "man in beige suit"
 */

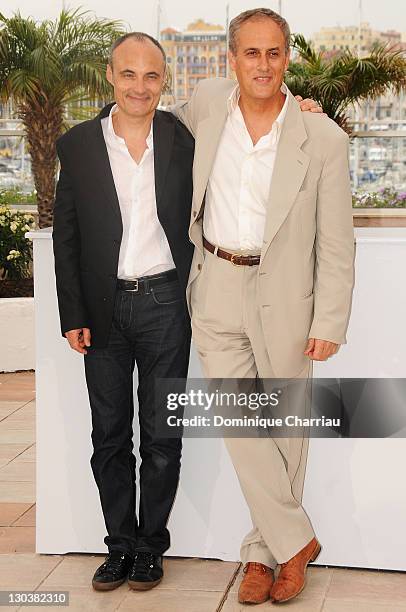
xmin=172 ymin=8 xmax=354 ymax=605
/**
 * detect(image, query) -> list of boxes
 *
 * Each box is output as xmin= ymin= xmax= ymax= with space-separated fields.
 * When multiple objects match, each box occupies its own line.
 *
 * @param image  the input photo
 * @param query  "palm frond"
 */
xmin=287 ymin=35 xmax=406 ymax=130
xmin=0 ymin=8 xmax=124 ymax=103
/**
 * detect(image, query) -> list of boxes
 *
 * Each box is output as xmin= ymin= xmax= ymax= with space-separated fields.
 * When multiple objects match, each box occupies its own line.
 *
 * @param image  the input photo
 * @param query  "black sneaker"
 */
xmin=92 ymin=550 xmax=133 ymax=591
xmin=128 ymin=552 xmax=163 ymax=591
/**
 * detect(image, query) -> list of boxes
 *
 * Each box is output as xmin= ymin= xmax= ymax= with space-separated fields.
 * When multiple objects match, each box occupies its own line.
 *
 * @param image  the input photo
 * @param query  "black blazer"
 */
xmin=53 ymin=103 xmax=194 ymax=347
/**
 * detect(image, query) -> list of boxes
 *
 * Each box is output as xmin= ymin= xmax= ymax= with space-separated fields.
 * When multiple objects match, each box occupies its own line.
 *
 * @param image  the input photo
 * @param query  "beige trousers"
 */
xmin=191 ymin=249 xmax=315 ymax=568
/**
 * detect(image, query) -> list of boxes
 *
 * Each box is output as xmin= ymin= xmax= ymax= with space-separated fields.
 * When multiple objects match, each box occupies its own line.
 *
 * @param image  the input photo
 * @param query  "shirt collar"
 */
xmin=107 ymin=103 xmax=154 ymax=150
xmin=227 ymin=82 xmax=289 ymax=135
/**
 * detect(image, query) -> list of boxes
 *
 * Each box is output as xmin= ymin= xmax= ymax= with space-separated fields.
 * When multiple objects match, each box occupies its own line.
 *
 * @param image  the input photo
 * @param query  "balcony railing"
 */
xmin=0 ymin=119 xmax=405 ymax=196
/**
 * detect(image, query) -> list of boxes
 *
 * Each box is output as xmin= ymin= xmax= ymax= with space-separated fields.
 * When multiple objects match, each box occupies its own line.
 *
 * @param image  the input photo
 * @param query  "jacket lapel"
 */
xmin=153 ymin=110 xmax=175 ymax=210
xmin=87 ymin=103 xmax=122 ymax=227
xmin=261 ymin=92 xmax=310 ymax=261
xmin=191 ymin=91 xmax=229 ymax=217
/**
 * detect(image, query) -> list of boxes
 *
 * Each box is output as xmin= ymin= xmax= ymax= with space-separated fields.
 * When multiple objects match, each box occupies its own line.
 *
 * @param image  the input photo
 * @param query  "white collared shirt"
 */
xmin=101 ymin=104 xmax=175 ymax=279
xmin=203 ymin=83 xmax=289 ymax=251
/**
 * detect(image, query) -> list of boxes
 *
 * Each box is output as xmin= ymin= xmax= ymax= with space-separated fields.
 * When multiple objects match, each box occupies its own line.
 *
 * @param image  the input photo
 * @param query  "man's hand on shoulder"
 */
xmin=65 ymin=328 xmax=91 ymax=355
xmin=295 ymin=95 xmax=324 ymax=114
xmin=304 ymin=338 xmax=338 ymax=361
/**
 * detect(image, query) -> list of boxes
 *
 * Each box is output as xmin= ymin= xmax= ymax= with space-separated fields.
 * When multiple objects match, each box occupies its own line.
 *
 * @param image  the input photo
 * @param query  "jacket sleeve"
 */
xmin=308 ymin=129 xmax=355 ymax=344
xmin=52 ymin=139 xmax=89 ymax=336
xmin=167 ymin=80 xmax=205 ymax=137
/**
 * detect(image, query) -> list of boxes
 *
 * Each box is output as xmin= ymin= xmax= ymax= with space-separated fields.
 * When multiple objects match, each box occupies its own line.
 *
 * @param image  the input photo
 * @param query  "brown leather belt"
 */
xmin=203 ymin=237 xmax=261 ymax=266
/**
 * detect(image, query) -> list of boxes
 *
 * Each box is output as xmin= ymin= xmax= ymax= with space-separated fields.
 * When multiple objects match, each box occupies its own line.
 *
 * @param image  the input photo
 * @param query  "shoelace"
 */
xmin=132 ymin=552 xmax=156 ymax=574
xmin=99 ymin=553 xmax=127 ymax=577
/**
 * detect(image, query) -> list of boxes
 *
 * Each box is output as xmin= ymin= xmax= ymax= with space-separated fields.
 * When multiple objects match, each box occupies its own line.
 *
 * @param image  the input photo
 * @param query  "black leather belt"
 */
xmin=117 ymin=269 xmax=178 ymax=293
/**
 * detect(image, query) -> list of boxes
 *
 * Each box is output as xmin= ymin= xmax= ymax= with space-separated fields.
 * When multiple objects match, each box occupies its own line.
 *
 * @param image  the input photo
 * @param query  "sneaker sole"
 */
xmin=128 ymin=577 xmax=162 ymax=591
xmin=92 ymin=577 xmax=126 ymax=591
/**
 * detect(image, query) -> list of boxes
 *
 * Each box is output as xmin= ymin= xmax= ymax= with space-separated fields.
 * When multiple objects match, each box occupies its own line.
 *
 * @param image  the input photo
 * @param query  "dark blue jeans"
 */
xmin=84 ymin=274 xmax=191 ymax=556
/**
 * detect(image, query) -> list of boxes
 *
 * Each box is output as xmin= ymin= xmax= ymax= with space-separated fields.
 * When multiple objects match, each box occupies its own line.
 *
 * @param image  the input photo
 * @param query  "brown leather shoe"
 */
xmin=238 ymin=562 xmax=274 ymax=604
xmin=270 ymin=538 xmax=321 ymax=603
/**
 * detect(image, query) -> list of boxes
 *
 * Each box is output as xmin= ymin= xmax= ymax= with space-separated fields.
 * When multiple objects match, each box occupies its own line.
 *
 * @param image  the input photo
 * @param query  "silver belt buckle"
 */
xmin=127 ymin=279 xmax=139 ymax=292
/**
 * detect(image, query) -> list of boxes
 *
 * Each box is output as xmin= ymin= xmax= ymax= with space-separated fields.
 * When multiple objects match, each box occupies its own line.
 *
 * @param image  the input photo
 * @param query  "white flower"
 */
xmin=6 ymin=249 xmax=21 ymax=261
xmin=10 ymin=222 xmax=18 ymax=233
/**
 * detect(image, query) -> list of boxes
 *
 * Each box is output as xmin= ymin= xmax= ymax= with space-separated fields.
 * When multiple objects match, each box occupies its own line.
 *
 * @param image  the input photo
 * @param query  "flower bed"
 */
xmin=352 ymin=188 xmax=406 ymax=208
xmin=0 ymin=191 xmax=36 ymax=297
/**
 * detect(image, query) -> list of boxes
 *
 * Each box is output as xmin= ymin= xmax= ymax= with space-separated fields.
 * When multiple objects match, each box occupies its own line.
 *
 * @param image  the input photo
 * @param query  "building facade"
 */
xmin=161 ymin=19 xmax=227 ymax=102
xmin=311 ymin=23 xmax=406 ymax=191
xmin=312 ymin=22 xmax=403 ymax=56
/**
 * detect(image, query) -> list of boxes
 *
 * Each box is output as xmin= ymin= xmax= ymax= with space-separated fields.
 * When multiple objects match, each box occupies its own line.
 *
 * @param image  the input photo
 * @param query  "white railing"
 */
xmin=1 ymin=119 xmax=405 ymax=194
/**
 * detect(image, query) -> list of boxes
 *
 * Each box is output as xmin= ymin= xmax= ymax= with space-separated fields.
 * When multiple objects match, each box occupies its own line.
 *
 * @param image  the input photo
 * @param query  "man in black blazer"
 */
xmin=53 ymin=32 xmax=193 ymax=592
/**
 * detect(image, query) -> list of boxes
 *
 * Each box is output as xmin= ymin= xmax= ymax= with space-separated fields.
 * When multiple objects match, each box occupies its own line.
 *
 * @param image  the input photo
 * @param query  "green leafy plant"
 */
xmin=0 ymin=8 xmax=124 ymax=228
xmin=286 ymin=35 xmax=406 ymax=132
xmin=0 ymin=202 xmax=35 ymax=279
xmin=0 ymin=187 xmax=36 ymax=205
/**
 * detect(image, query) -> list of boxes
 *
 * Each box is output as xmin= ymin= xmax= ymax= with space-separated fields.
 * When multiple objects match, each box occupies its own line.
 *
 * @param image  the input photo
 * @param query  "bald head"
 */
xmin=108 ymin=32 xmax=166 ymax=70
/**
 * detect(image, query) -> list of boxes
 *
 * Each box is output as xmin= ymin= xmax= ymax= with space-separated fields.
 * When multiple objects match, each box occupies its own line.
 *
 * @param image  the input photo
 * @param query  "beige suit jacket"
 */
xmin=171 ymin=78 xmax=355 ymax=377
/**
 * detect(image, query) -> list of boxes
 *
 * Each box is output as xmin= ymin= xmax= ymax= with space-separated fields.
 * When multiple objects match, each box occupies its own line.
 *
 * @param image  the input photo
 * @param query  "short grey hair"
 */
xmin=228 ymin=8 xmax=291 ymax=55
xmin=108 ymin=32 xmax=166 ymax=67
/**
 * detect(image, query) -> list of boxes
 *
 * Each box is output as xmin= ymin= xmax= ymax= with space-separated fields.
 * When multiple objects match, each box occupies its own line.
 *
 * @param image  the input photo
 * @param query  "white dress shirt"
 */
xmin=203 ymin=84 xmax=289 ymax=251
xmin=101 ymin=105 xmax=175 ymax=279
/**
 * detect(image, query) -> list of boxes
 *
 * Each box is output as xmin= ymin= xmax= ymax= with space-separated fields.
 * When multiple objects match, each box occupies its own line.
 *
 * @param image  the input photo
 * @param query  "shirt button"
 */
xmin=193 ymin=211 xmax=197 ymax=218
xmin=197 ymin=264 xmax=202 ymax=270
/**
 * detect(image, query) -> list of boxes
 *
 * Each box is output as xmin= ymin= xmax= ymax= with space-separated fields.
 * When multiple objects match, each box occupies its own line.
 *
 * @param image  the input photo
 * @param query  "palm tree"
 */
xmin=0 ymin=9 xmax=123 ymax=228
xmin=286 ymin=34 xmax=406 ymax=133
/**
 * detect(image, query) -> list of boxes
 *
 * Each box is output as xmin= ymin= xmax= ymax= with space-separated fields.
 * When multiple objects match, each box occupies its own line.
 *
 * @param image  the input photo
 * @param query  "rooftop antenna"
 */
xmin=353 ymin=0 xmax=363 ymax=190
xmin=157 ymin=0 xmax=161 ymax=41
xmin=357 ymin=0 xmax=362 ymax=58
xmin=225 ymin=3 xmax=230 ymax=78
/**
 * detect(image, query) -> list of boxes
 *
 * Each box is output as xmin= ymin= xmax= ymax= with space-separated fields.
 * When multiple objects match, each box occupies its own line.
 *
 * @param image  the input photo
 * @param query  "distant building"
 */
xmin=310 ymin=22 xmax=406 ymax=191
xmin=312 ymin=22 xmax=403 ymax=56
xmin=310 ymin=21 xmax=406 ymax=127
xmin=161 ymin=19 xmax=227 ymax=102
